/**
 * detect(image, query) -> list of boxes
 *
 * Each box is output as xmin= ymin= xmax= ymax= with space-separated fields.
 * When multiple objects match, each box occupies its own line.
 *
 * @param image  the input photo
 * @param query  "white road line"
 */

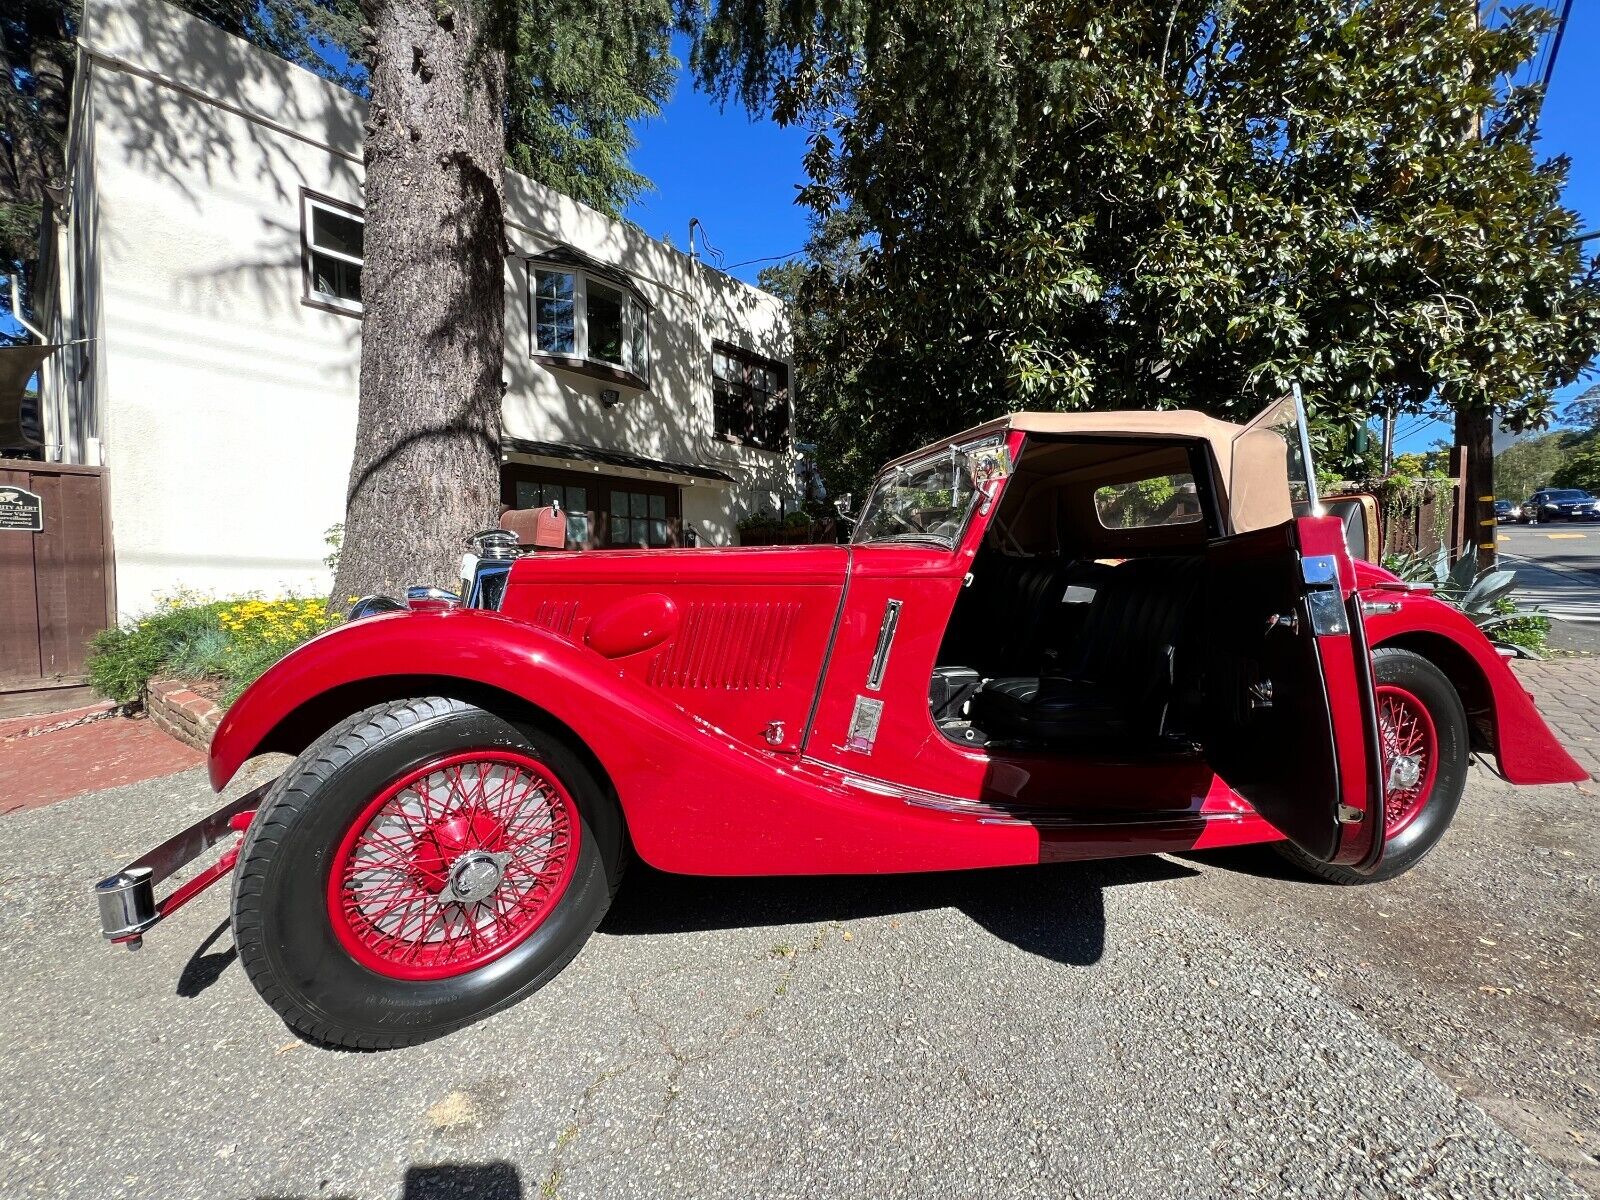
xmin=1499 ymin=550 xmax=1600 ymax=624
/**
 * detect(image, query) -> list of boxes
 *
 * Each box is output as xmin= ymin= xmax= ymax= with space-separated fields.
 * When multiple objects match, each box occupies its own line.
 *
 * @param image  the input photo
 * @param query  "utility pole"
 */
xmin=1454 ymin=408 xmax=1497 ymax=570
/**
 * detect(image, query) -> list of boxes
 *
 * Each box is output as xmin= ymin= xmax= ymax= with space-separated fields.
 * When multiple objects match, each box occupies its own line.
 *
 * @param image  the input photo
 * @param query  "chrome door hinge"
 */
xmin=1300 ymin=554 xmax=1348 ymax=636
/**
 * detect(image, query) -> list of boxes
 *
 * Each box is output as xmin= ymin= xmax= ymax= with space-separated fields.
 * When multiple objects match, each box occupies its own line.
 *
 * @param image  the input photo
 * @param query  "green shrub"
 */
xmin=737 ymin=508 xmax=782 ymax=534
xmin=1488 ymin=598 xmax=1551 ymax=656
xmin=86 ymin=593 xmax=230 ymax=702
xmin=1382 ymin=549 xmax=1549 ymax=656
xmin=86 ymin=591 xmax=337 ymax=708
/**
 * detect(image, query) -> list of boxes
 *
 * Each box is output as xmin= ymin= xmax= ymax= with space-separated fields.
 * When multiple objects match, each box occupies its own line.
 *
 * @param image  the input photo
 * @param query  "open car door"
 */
xmin=1203 ymin=394 xmax=1385 ymax=872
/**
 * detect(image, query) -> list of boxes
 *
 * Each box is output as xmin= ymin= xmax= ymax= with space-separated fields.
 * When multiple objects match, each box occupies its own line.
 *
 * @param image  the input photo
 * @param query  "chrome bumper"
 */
xmin=93 ymin=783 xmax=269 ymax=949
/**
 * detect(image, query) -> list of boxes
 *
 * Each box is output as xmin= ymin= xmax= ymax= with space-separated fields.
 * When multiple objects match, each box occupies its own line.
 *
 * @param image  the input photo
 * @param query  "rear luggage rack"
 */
xmin=93 ymin=784 xmax=269 ymax=949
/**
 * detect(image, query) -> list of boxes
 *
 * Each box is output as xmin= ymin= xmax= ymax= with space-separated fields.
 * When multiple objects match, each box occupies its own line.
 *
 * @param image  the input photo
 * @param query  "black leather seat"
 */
xmin=972 ymin=556 xmax=1204 ymax=746
xmin=939 ymin=551 xmax=1105 ymax=680
xmin=976 ymin=676 xmax=1132 ymax=740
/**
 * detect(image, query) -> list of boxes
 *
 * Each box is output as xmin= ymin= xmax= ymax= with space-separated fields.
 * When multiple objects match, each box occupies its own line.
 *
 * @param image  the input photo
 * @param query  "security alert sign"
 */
xmin=0 ymin=486 xmax=43 ymax=532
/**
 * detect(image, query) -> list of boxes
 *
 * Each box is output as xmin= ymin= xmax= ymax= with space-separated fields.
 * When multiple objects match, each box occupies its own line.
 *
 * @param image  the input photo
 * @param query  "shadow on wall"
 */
xmin=91 ymin=0 xmax=364 ymax=377
xmin=92 ymin=0 xmax=364 ymax=210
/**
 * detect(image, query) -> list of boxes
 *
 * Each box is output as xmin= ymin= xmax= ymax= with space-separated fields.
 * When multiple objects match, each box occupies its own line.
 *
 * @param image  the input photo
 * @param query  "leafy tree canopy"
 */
xmin=1548 ymin=436 xmax=1600 ymax=493
xmin=709 ymin=0 xmax=1600 ymax=498
xmin=1494 ymin=431 xmax=1566 ymax=500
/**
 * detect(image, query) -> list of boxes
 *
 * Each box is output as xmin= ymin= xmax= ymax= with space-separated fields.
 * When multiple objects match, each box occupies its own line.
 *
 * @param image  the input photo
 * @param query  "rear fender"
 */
xmin=1361 ymin=590 xmax=1587 ymax=785
xmin=208 ymin=610 xmax=1051 ymax=876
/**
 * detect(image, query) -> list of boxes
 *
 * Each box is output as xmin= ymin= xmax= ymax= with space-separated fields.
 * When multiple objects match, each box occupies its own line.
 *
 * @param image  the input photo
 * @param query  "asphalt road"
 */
xmin=1497 ymin=523 xmax=1600 ymax=654
xmin=2 ymin=751 xmax=1595 ymax=1200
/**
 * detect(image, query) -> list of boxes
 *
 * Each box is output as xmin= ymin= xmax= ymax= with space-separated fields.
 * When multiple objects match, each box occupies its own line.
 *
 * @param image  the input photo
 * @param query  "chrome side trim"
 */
xmin=866 ymin=599 xmax=902 ymax=691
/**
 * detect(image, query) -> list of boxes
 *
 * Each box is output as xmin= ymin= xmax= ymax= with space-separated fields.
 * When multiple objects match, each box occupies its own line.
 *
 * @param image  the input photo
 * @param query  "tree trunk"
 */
xmin=1454 ymin=406 xmax=1496 ymax=572
xmin=333 ymin=0 xmax=507 ymax=604
xmin=1452 ymin=4 xmax=1496 ymax=577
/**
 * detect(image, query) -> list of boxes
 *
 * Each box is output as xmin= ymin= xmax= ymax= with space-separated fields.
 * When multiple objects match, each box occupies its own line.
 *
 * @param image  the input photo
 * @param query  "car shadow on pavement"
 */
xmin=1170 ymin=845 xmax=1326 ymax=883
xmin=602 ymin=855 xmax=1201 ymax=968
xmin=258 ymin=1160 xmax=524 ymax=1200
xmin=177 ymin=918 xmax=238 ymax=997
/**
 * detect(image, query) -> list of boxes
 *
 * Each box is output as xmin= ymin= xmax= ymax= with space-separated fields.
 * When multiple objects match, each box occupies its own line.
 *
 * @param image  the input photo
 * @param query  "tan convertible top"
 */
xmin=883 ymin=408 xmax=1293 ymax=535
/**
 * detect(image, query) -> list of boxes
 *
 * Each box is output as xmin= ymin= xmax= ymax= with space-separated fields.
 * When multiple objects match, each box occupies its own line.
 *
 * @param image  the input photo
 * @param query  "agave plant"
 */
xmin=1381 ymin=547 xmax=1548 ymax=655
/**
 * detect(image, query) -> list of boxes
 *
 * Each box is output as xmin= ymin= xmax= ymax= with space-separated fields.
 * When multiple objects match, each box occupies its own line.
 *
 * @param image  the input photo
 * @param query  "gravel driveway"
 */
xmin=2 ymin=753 xmax=1593 ymax=1200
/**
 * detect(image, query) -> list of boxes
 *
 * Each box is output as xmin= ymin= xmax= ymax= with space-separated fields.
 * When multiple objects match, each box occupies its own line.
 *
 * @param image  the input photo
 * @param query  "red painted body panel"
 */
xmin=498 ymin=545 xmax=849 ymax=754
xmin=1352 ymin=560 xmax=1587 ymax=785
xmin=207 ymin=468 xmax=1582 ymax=879
xmin=208 ymin=609 xmax=1282 ymax=876
xmin=1297 ymin=516 xmax=1381 ymax=867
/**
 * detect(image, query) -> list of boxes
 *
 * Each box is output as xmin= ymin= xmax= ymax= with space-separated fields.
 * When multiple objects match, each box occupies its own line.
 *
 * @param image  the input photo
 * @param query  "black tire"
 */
xmin=1277 ymin=647 xmax=1469 ymax=885
xmin=231 ymin=697 xmax=624 ymax=1049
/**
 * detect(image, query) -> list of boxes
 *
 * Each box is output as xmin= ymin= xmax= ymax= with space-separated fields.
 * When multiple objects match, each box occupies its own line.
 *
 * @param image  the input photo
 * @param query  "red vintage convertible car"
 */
xmin=95 ymin=397 xmax=1586 ymax=1047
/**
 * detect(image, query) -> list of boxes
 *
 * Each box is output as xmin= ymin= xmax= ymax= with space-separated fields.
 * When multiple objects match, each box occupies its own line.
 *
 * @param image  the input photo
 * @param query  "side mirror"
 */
xmin=833 ymin=493 xmax=854 ymax=523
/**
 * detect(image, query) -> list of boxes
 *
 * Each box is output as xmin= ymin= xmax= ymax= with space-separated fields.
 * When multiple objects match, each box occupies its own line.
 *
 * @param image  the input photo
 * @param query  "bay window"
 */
xmin=530 ymin=261 xmax=650 ymax=385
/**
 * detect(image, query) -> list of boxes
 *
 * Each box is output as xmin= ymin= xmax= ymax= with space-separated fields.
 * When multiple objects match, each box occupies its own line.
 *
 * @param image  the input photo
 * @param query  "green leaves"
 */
xmin=741 ymin=0 xmax=1600 ymax=499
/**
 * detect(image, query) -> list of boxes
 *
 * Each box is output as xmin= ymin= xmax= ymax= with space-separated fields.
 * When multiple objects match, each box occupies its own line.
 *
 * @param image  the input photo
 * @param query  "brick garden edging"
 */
xmin=146 ymin=679 xmax=223 ymax=752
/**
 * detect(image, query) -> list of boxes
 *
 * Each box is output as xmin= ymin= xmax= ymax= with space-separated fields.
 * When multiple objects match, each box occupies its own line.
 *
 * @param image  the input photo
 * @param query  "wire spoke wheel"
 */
xmin=1376 ymin=684 xmax=1439 ymax=839
xmin=327 ymin=749 xmax=581 ymax=980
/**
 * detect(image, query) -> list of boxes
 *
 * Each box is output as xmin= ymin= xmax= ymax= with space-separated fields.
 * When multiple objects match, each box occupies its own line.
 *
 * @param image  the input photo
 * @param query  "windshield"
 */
xmin=1233 ymin=392 xmax=1317 ymax=518
xmin=853 ymin=436 xmax=1010 ymax=548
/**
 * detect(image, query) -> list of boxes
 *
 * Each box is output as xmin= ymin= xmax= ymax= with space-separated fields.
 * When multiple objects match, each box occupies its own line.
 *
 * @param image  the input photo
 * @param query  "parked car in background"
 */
xmin=1527 ymin=488 xmax=1596 ymax=522
xmin=93 ymin=396 xmax=1588 ymax=1049
xmin=1495 ymin=500 xmax=1524 ymax=524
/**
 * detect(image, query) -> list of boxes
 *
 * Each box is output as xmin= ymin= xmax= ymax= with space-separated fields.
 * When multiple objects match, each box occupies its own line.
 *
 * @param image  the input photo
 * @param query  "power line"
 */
xmin=723 ymin=250 xmax=805 ymax=271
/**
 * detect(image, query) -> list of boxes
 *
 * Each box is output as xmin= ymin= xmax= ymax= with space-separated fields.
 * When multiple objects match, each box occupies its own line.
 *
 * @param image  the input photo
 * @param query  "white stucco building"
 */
xmin=24 ymin=0 xmax=797 ymax=616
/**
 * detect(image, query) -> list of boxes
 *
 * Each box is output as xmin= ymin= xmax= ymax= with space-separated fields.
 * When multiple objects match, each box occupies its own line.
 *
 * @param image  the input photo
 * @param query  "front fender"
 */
xmin=1362 ymin=589 xmax=1587 ymax=785
xmin=208 ymin=609 xmax=1051 ymax=876
xmin=209 ymin=609 xmax=648 ymax=793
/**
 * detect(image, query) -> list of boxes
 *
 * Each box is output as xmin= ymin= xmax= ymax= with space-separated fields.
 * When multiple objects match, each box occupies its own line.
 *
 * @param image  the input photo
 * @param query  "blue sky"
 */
xmin=622 ymin=35 xmax=812 ymax=278
xmin=625 ymin=18 xmax=1600 ymax=453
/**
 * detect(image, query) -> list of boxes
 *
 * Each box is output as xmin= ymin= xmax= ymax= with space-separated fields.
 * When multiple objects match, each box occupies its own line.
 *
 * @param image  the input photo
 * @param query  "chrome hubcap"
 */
xmin=446 ymin=850 xmax=508 ymax=905
xmin=1387 ymin=753 xmax=1422 ymax=794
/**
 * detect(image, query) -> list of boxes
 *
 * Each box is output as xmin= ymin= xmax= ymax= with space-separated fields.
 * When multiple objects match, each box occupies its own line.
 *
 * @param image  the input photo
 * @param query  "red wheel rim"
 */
xmin=326 ymin=749 xmax=581 ymax=980
xmin=1375 ymin=685 xmax=1438 ymax=838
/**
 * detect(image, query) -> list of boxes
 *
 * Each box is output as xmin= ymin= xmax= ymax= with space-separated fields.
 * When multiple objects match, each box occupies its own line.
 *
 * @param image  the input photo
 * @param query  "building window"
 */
xmin=608 ymin=487 xmax=671 ymax=547
xmin=713 ymin=343 xmax=789 ymax=452
xmin=530 ymin=264 xmax=650 ymax=383
xmin=534 ymin=271 xmax=576 ymax=355
xmin=301 ymin=191 xmax=363 ymax=314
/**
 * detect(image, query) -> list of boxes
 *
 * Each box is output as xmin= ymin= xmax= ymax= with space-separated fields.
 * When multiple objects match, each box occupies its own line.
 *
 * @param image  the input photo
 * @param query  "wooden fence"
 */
xmin=0 ymin=459 xmax=114 ymax=716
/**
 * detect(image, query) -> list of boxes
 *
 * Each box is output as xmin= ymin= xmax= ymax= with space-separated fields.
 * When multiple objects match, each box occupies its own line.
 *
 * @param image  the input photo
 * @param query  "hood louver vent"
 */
xmin=647 ymin=601 xmax=801 ymax=690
